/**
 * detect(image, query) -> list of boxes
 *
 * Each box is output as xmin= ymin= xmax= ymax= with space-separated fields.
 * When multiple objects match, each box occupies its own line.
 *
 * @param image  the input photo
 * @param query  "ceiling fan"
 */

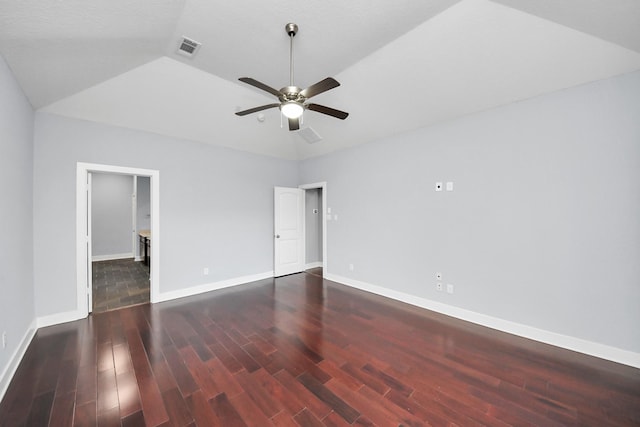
xmin=235 ymin=23 xmax=349 ymax=131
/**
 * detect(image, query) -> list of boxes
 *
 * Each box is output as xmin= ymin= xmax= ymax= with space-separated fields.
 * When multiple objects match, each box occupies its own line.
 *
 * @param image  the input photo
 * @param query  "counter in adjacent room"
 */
xmin=138 ymin=230 xmax=151 ymax=267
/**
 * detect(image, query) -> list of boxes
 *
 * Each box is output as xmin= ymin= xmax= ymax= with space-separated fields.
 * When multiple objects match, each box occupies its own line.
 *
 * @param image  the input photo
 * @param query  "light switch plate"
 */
xmin=446 ymin=182 xmax=454 ymax=191
xmin=435 ymin=182 xmax=443 ymax=192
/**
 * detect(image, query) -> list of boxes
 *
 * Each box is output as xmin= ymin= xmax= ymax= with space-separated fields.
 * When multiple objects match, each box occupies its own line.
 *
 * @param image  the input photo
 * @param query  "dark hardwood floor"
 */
xmin=92 ymin=259 xmax=150 ymax=313
xmin=1 ymin=272 xmax=639 ymax=426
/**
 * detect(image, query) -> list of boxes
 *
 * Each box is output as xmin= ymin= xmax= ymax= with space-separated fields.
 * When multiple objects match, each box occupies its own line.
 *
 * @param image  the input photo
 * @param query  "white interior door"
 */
xmin=87 ymin=172 xmax=93 ymax=312
xmin=274 ymin=187 xmax=304 ymax=277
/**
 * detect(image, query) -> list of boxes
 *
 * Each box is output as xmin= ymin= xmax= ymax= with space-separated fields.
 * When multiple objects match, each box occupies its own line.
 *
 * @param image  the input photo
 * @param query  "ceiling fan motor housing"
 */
xmin=280 ymin=86 xmax=305 ymax=103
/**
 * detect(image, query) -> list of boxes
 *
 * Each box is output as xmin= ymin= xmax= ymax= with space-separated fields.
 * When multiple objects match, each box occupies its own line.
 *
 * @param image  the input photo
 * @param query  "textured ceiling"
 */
xmin=1 ymin=0 xmax=639 ymax=160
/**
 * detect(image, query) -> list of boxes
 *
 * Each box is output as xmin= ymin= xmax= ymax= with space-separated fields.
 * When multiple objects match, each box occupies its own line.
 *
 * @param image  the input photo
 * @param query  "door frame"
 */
xmin=299 ymin=182 xmax=327 ymax=277
xmin=86 ymin=172 xmax=93 ymax=311
xmin=76 ymin=162 xmax=160 ymax=316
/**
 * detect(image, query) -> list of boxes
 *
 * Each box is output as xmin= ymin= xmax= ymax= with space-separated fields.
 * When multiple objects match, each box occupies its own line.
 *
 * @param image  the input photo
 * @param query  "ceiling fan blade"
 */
xmin=235 ymin=103 xmax=280 ymax=116
xmin=300 ymin=77 xmax=340 ymax=99
xmin=307 ymin=103 xmax=349 ymax=120
xmin=288 ymin=117 xmax=300 ymax=131
xmin=238 ymin=77 xmax=282 ymax=98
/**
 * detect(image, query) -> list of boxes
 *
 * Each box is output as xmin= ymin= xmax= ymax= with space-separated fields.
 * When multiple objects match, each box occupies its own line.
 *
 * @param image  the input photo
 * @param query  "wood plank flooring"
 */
xmin=92 ymin=259 xmax=150 ymax=313
xmin=1 ymin=272 xmax=639 ymax=426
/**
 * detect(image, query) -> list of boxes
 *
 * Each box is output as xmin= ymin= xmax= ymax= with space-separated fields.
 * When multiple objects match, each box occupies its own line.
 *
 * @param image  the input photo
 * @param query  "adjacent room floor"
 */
xmin=92 ymin=258 xmax=150 ymax=313
xmin=1 ymin=272 xmax=639 ymax=426
xmin=305 ymin=266 xmax=323 ymax=278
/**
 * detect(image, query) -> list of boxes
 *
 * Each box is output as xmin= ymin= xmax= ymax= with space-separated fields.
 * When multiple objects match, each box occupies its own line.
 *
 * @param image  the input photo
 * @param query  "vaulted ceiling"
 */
xmin=1 ymin=0 xmax=639 ymax=160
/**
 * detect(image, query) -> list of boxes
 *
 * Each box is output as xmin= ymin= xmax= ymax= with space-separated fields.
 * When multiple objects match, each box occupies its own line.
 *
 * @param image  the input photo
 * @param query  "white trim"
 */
xmin=0 ymin=319 xmax=37 ymax=402
xmin=77 ymin=162 xmax=160 ymax=318
xmin=36 ymin=310 xmax=84 ymax=329
xmin=87 ymin=172 xmax=92 ymax=312
xmin=155 ymin=271 xmax=274 ymax=303
xmin=32 ymin=271 xmax=273 ymax=327
xmin=92 ymin=252 xmax=134 ymax=262
xmin=132 ymin=176 xmax=137 ymax=260
xmin=305 ymin=262 xmax=323 ymax=270
xmin=134 ymin=256 xmax=144 ymax=262
xmin=299 ymin=182 xmax=327 ymax=277
xmin=326 ymin=273 xmax=640 ymax=369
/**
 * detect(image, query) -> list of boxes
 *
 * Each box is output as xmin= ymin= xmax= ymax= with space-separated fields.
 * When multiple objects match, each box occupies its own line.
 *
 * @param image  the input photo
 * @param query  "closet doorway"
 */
xmin=300 ymin=182 xmax=327 ymax=278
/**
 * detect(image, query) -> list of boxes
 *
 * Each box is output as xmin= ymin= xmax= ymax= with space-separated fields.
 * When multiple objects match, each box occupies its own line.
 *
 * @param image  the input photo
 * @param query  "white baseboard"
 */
xmin=134 ymin=256 xmax=143 ymax=262
xmin=156 ymin=271 xmax=274 ymax=303
xmin=37 ymin=309 xmax=84 ymax=329
xmin=326 ymin=273 xmax=640 ymax=369
xmin=92 ymin=252 xmax=134 ymax=262
xmin=35 ymin=271 xmax=276 ymax=326
xmin=0 ymin=318 xmax=37 ymax=402
xmin=305 ymin=262 xmax=323 ymax=270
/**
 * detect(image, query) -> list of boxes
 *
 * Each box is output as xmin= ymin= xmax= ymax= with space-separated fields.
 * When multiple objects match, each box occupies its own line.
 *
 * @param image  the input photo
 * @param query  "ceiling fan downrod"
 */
xmin=286 ymin=23 xmax=298 ymax=87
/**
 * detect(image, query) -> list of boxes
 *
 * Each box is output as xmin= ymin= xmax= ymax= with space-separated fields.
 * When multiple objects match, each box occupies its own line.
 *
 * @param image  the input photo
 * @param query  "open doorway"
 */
xmin=300 ymin=182 xmax=327 ymax=278
xmin=304 ymin=187 xmax=323 ymax=277
xmin=90 ymin=173 xmax=151 ymax=312
xmin=76 ymin=163 xmax=160 ymax=318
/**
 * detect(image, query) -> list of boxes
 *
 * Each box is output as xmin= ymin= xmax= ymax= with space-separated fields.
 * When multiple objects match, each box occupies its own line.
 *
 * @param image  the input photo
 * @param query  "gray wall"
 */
xmin=305 ymin=188 xmax=323 ymax=265
xmin=0 ymin=56 xmax=35 ymax=378
xmin=91 ymin=173 xmax=133 ymax=258
xmin=33 ymin=113 xmax=298 ymax=318
xmin=136 ymin=176 xmax=151 ymax=258
xmin=137 ymin=176 xmax=151 ymax=231
xmin=300 ymin=70 xmax=640 ymax=353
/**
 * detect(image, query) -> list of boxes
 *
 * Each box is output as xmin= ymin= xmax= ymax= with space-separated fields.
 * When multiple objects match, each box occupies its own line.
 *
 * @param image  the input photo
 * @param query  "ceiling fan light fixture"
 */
xmin=281 ymin=101 xmax=304 ymax=119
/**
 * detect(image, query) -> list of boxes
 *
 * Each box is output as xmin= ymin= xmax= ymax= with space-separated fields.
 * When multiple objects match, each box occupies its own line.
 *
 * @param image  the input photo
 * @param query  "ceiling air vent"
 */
xmin=177 ymin=37 xmax=201 ymax=57
xmin=298 ymin=127 xmax=323 ymax=144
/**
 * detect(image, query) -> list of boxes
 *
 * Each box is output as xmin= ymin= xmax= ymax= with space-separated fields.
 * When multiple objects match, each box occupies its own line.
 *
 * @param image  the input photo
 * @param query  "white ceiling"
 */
xmin=1 ymin=0 xmax=639 ymax=160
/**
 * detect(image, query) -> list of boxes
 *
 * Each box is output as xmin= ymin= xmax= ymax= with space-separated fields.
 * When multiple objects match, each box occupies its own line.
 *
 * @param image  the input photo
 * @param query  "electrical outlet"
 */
xmin=2 ymin=332 xmax=6 ymax=349
xmin=203 ymin=267 xmax=209 ymax=275
xmin=447 ymin=284 xmax=454 ymax=294
xmin=446 ymin=182 xmax=454 ymax=191
xmin=436 ymin=283 xmax=443 ymax=291
xmin=349 ymin=263 xmax=354 ymax=271
xmin=436 ymin=272 xmax=442 ymax=281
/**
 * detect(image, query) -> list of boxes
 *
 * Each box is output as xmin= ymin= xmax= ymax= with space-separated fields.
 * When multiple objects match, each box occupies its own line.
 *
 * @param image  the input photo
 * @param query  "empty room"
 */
xmin=1 ymin=1 xmax=639 ymax=426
